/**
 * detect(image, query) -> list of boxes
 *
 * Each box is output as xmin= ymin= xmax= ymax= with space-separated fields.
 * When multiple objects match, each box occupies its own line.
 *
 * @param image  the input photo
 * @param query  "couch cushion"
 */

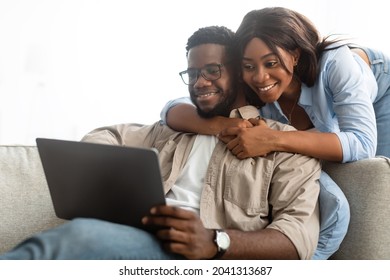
xmin=0 ymin=145 xmax=65 ymax=254
xmin=323 ymin=157 xmax=390 ymax=259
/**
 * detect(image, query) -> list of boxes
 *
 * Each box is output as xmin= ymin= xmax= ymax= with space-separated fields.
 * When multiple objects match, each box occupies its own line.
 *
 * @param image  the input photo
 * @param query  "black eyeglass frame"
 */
xmin=179 ymin=63 xmax=225 ymax=85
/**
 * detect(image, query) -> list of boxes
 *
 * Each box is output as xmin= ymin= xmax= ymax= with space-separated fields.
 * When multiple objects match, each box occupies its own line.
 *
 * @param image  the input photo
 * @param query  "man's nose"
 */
xmin=193 ymin=74 xmax=212 ymax=88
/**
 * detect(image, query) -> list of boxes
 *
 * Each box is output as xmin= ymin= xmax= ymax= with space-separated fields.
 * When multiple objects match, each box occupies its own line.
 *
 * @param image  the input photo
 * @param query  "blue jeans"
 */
xmin=0 ymin=218 xmax=183 ymax=260
xmin=312 ymin=171 xmax=350 ymax=260
xmin=363 ymin=46 xmax=390 ymax=157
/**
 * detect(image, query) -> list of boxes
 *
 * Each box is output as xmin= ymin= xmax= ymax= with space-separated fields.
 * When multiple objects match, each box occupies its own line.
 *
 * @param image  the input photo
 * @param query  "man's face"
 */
xmin=187 ymin=44 xmax=237 ymax=118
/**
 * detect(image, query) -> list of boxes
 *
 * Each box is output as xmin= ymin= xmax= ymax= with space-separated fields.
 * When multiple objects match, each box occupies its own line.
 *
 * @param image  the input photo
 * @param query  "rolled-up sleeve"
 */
xmin=80 ymin=123 xmax=161 ymax=149
xmin=322 ymin=47 xmax=378 ymax=162
xmin=266 ymin=147 xmax=321 ymax=259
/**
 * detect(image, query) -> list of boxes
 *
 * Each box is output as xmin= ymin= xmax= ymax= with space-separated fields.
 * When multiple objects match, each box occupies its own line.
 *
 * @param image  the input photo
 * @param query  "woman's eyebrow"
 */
xmin=242 ymin=53 xmax=276 ymax=61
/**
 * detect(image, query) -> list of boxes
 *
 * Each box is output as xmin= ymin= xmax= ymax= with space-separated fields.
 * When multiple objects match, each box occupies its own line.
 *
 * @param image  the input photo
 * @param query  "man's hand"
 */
xmin=142 ymin=205 xmax=217 ymax=259
xmin=218 ymin=118 xmax=275 ymax=159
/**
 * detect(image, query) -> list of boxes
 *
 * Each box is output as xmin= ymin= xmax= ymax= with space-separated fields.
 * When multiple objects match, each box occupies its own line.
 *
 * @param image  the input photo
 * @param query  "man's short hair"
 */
xmin=186 ymin=26 xmax=235 ymax=59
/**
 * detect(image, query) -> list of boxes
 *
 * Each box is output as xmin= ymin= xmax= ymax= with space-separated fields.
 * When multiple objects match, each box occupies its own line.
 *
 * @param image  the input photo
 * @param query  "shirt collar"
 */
xmin=229 ymin=105 xmax=260 ymax=119
xmin=300 ymin=85 xmax=313 ymax=106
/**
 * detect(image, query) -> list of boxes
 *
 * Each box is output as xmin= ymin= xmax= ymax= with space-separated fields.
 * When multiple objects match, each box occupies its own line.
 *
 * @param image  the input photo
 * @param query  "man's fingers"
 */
xmin=150 ymin=205 xmax=195 ymax=219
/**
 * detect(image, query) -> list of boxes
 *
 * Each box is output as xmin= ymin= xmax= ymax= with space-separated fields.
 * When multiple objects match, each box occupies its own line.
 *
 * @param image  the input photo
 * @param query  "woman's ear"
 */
xmin=292 ymin=48 xmax=301 ymax=66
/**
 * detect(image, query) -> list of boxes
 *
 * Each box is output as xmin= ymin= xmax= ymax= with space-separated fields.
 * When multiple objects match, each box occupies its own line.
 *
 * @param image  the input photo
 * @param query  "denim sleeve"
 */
xmin=325 ymin=47 xmax=378 ymax=162
xmin=159 ymin=96 xmax=193 ymax=125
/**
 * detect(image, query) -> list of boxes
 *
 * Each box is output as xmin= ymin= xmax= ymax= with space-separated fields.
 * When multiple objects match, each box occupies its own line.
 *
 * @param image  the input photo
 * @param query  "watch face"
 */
xmin=216 ymin=231 xmax=230 ymax=250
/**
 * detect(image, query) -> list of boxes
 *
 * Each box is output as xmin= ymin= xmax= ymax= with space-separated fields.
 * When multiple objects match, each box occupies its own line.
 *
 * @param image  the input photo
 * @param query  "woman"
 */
xmin=161 ymin=7 xmax=390 ymax=259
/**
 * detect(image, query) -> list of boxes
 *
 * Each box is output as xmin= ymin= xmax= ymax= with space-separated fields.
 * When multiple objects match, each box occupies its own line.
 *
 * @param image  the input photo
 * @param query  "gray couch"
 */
xmin=1 ymin=145 xmax=389 ymax=259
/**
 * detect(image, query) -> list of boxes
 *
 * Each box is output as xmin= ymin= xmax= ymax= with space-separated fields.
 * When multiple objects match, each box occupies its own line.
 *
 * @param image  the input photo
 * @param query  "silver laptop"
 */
xmin=36 ymin=138 xmax=166 ymax=232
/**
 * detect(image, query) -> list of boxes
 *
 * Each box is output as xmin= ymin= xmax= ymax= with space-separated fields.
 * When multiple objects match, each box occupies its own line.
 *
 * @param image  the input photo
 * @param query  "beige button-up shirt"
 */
xmin=82 ymin=105 xmax=320 ymax=259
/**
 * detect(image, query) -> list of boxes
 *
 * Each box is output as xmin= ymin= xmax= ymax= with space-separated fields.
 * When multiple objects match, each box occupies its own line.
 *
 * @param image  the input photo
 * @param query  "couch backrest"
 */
xmin=323 ymin=157 xmax=390 ymax=259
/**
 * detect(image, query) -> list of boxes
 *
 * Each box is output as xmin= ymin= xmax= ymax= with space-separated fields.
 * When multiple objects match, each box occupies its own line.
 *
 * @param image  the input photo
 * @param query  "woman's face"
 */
xmin=241 ymin=37 xmax=300 ymax=103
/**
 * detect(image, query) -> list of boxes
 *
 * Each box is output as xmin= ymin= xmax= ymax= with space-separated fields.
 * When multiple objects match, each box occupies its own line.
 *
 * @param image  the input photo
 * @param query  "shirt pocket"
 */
xmin=223 ymin=157 xmax=271 ymax=217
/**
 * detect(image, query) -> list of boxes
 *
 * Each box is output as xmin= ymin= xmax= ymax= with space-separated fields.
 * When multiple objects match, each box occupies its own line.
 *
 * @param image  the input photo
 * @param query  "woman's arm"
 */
xmin=166 ymin=104 xmax=242 ymax=134
xmin=276 ymin=130 xmax=343 ymax=161
xmin=220 ymin=120 xmax=343 ymax=162
xmin=162 ymin=99 xmax=253 ymax=134
xmin=160 ymin=97 xmax=233 ymax=134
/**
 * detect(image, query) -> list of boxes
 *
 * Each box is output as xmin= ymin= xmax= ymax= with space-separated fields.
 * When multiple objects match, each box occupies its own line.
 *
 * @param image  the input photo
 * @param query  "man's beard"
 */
xmin=192 ymin=88 xmax=238 ymax=119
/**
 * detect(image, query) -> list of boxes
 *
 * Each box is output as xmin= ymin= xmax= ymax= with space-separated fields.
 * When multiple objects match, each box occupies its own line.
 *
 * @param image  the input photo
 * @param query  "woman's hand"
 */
xmin=215 ymin=117 xmax=254 ymax=142
xmin=142 ymin=205 xmax=217 ymax=259
xmin=215 ymin=117 xmax=254 ymax=134
xmin=218 ymin=118 xmax=275 ymax=159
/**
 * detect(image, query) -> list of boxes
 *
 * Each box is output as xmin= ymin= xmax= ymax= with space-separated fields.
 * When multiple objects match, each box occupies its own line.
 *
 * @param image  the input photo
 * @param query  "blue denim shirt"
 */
xmin=161 ymin=45 xmax=379 ymax=163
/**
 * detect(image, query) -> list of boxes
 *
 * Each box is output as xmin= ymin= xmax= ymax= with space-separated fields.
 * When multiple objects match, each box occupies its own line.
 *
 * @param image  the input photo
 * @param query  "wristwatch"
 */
xmin=212 ymin=229 xmax=230 ymax=259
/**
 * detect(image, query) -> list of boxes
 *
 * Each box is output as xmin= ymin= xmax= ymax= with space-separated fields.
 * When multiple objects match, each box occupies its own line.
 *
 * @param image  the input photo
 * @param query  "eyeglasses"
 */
xmin=179 ymin=64 xmax=224 ymax=85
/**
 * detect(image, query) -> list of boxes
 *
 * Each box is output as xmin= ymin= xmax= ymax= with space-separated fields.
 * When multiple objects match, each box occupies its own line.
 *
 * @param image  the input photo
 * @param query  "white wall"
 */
xmin=0 ymin=0 xmax=389 ymax=144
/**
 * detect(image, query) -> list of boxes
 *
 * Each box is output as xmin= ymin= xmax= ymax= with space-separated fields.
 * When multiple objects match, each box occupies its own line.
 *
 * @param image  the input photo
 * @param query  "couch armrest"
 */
xmin=0 ymin=146 xmax=65 ymax=254
xmin=322 ymin=157 xmax=390 ymax=259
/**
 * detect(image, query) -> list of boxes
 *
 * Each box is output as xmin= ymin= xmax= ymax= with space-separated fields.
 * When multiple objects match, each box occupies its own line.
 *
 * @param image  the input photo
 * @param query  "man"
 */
xmin=0 ymin=26 xmax=320 ymax=260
